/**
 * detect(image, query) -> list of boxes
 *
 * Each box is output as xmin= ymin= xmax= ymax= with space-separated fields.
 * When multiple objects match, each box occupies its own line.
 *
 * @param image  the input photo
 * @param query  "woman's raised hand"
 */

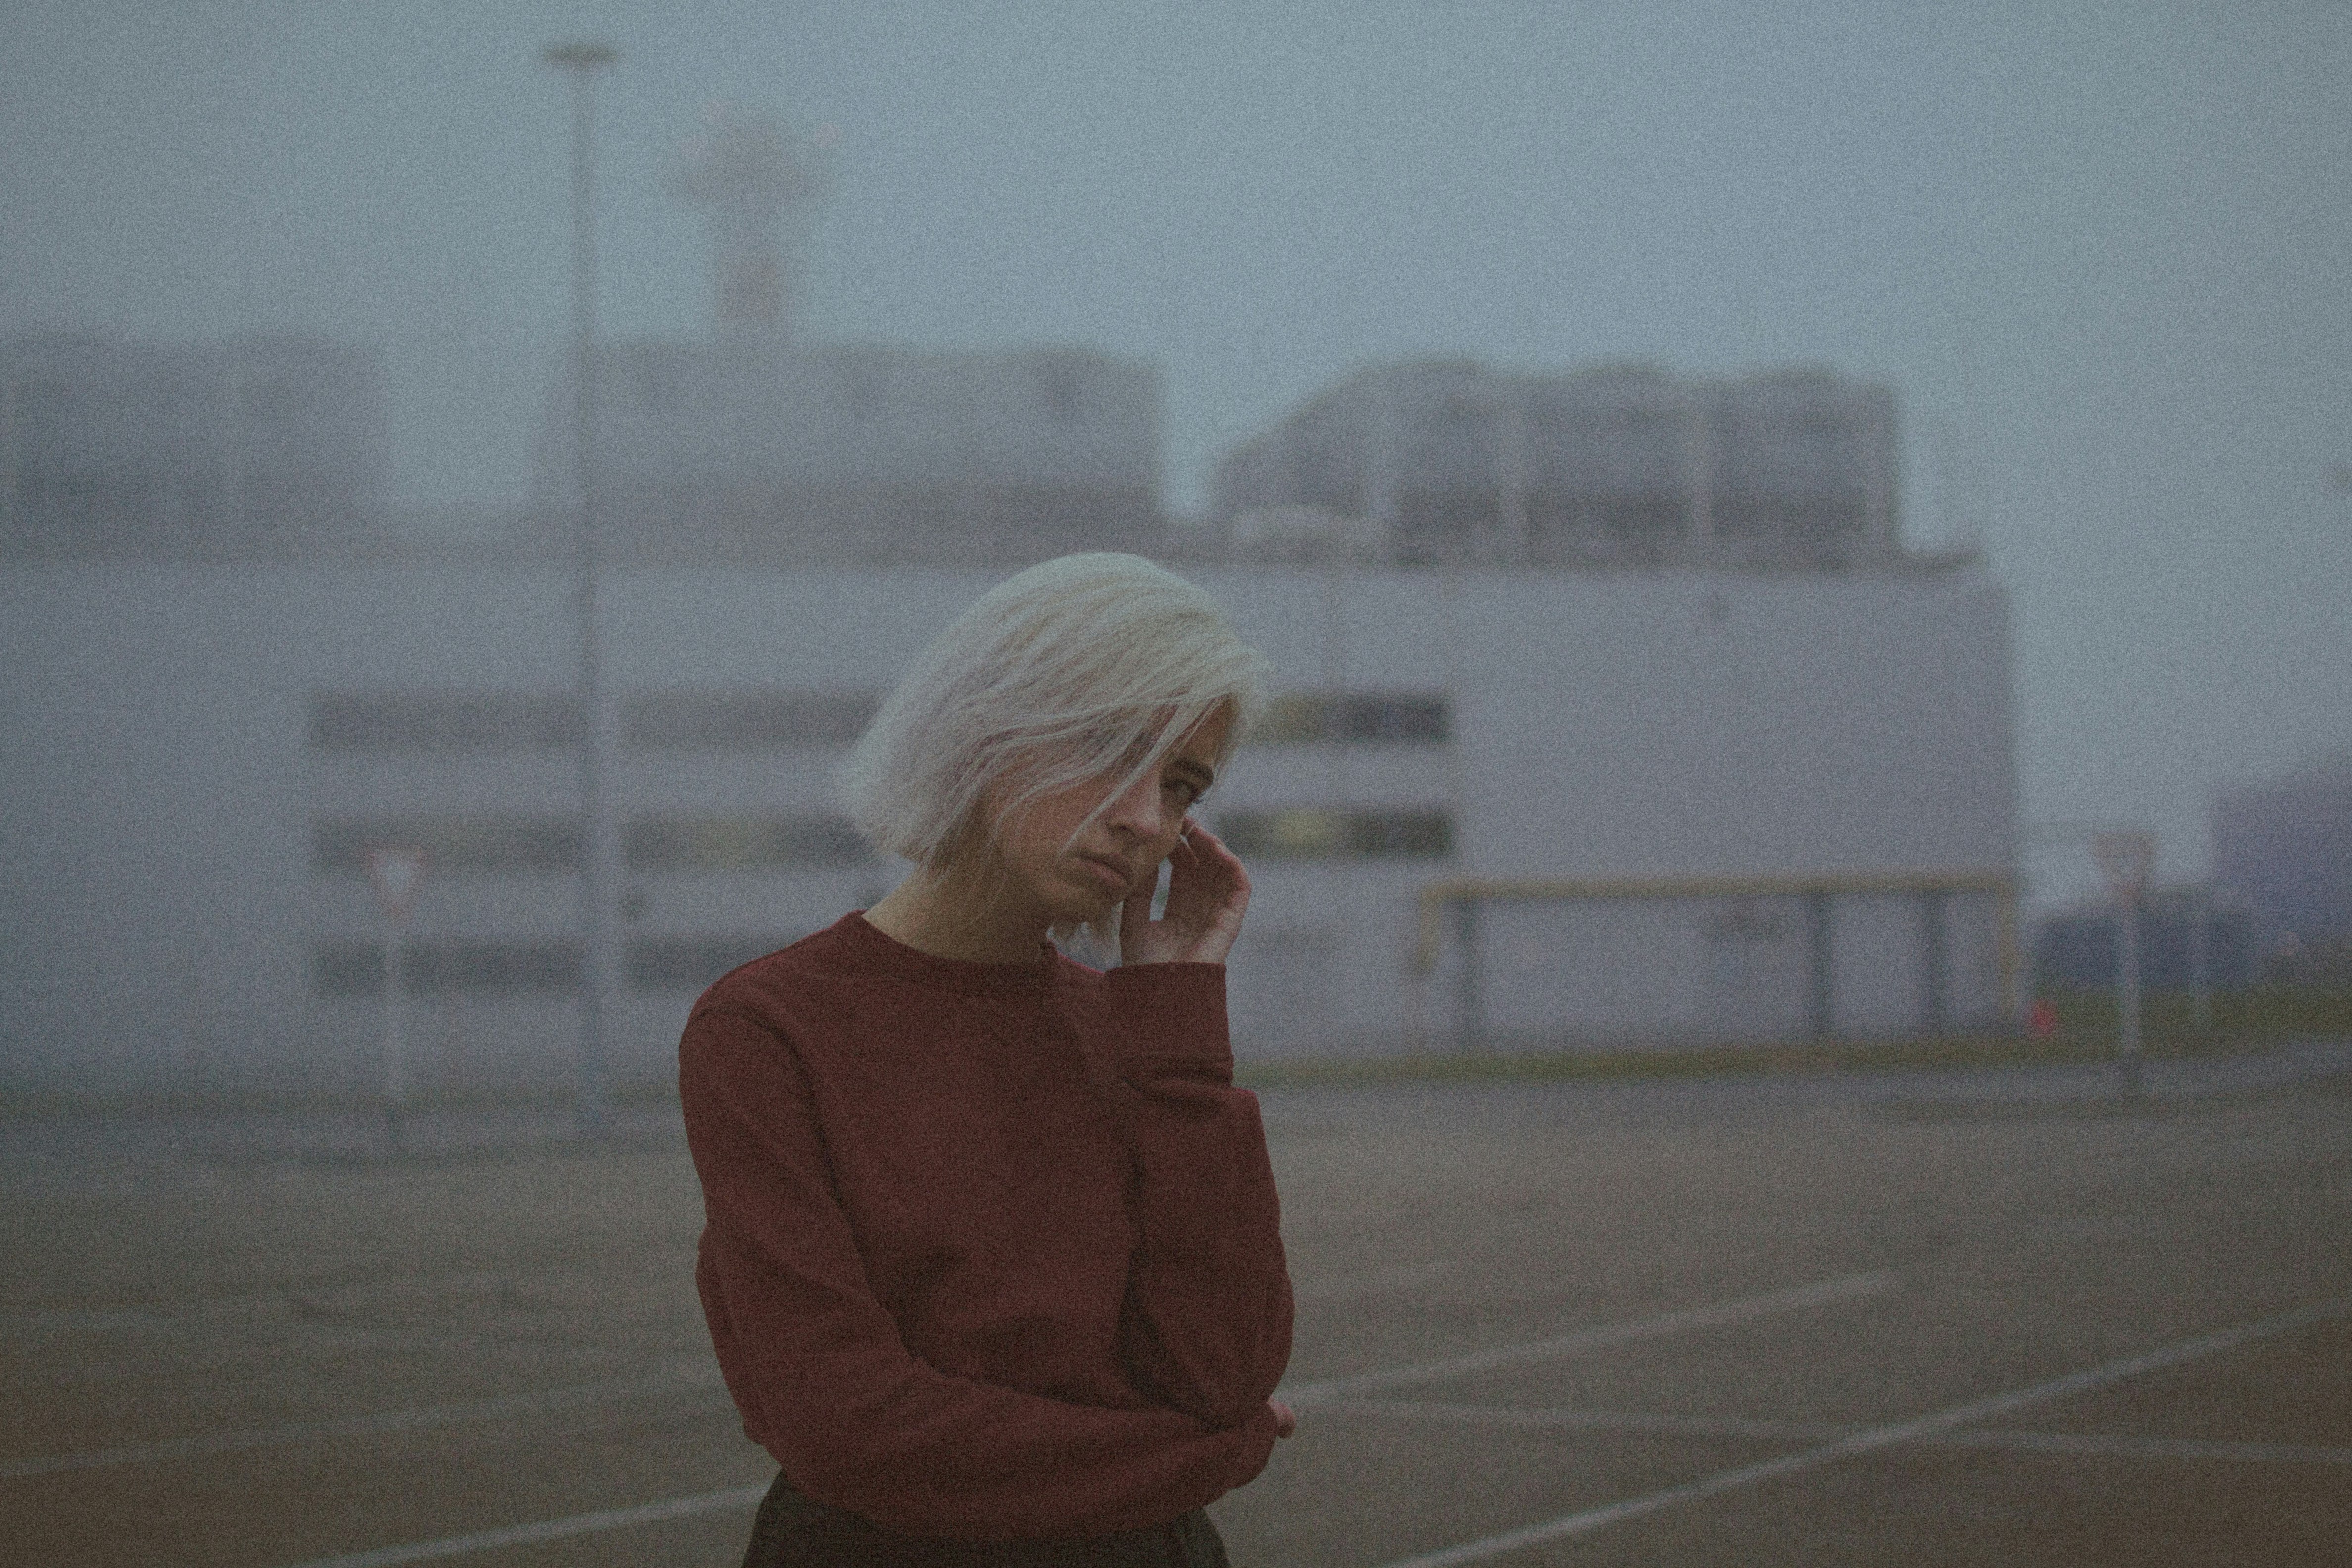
xmin=1118 ymin=819 xmax=1250 ymax=966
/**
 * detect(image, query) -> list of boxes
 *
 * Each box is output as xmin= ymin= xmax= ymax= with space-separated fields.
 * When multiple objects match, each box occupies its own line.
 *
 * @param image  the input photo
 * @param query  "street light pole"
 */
xmin=545 ymin=40 xmax=619 ymax=1136
xmin=2091 ymin=830 xmax=2156 ymax=1101
xmin=2115 ymin=887 xmax=2143 ymax=1096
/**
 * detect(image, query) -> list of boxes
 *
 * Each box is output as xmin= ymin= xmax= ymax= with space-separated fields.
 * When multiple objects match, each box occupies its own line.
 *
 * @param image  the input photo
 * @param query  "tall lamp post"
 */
xmin=545 ymin=40 xmax=619 ymax=1135
xmin=2092 ymin=830 xmax=2156 ymax=1099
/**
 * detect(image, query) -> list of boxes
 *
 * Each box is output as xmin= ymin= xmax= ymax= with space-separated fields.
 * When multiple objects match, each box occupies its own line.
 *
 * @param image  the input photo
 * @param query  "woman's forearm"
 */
xmin=1102 ymin=962 xmax=1296 ymax=1424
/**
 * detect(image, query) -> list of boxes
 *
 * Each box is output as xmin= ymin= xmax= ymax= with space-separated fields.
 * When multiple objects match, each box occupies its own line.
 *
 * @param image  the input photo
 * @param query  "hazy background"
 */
xmin=4 ymin=0 xmax=2346 ymax=902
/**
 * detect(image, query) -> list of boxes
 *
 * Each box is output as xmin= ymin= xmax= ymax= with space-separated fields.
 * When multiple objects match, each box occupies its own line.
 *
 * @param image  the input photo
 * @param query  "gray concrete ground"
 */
xmin=4 ymin=1043 xmax=2349 ymax=1567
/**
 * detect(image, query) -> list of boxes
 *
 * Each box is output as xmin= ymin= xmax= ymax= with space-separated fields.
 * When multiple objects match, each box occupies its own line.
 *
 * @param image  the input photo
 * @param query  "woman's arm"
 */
xmin=1100 ymin=961 xmax=1296 ymax=1428
xmin=682 ymin=1004 xmax=1279 ymax=1542
xmin=1108 ymin=821 xmax=1296 ymax=1424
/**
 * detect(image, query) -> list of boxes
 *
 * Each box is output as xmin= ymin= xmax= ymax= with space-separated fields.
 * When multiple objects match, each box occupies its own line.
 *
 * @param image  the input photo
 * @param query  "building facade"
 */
xmin=1213 ymin=360 xmax=1900 ymax=571
xmin=0 ymin=332 xmax=387 ymax=560
xmin=1 ymin=556 xmax=2015 ymax=1101
xmin=2210 ymin=755 xmax=2352 ymax=976
xmin=532 ymin=340 xmax=1169 ymax=566
xmin=0 ymin=339 xmax=2019 ymax=1102
xmin=2030 ymin=892 xmax=2258 ymax=993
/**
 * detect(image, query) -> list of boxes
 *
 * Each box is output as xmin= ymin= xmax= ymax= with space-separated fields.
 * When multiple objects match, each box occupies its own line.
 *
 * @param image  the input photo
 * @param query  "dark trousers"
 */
xmin=740 ymin=1474 xmax=1231 ymax=1568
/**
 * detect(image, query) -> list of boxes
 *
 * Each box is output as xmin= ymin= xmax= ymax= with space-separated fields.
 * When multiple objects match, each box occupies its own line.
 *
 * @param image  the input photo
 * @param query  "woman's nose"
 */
xmin=1104 ymin=774 xmax=1165 ymax=837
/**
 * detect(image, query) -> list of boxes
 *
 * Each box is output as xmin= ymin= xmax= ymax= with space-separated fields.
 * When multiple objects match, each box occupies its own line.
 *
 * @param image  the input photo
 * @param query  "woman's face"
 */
xmin=980 ymin=707 xmax=1230 ymax=927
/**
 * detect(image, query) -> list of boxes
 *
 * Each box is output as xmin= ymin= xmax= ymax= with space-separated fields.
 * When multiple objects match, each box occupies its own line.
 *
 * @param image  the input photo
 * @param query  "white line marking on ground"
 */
xmin=1938 ymin=1427 xmax=2352 ymax=1466
xmin=1280 ymin=1272 xmax=1897 ymax=1405
xmin=1320 ymin=1399 xmax=2352 ymax=1466
xmin=237 ymin=1275 xmax=1890 ymax=1568
xmin=0 ymin=1366 xmax=727 ymax=1479
xmin=1320 ymin=1398 xmax=1846 ymax=1443
xmin=1372 ymin=1292 xmax=2352 ymax=1568
xmin=269 ymin=1483 xmax=770 ymax=1568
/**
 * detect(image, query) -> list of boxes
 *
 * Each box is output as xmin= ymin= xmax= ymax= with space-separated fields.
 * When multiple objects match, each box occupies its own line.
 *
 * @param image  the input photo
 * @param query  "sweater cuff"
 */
xmin=1102 ymin=962 xmax=1232 ymax=1073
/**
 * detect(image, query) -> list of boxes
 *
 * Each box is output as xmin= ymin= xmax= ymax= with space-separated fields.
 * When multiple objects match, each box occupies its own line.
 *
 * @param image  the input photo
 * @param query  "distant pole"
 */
xmin=2187 ymin=885 xmax=2212 ymax=1034
xmin=1319 ymin=516 xmax=1350 ymax=1054
xmin=2115 ymin=892 xmax=2143 ymax=1095
xmin=221 ymin=351 xmax=245 ymax=551
xmin=546 ymin=40 xmax=619 ymax=1136
xmin=1804 ymin=889 xmax=1835 ymax=1042
xmin=2 ymin=373 xmax=20 ymax=544
xmin=1454 ymin=895 xmax=1484 ymax=1053
xmin=2092 ymin=831 xmax=2155 ymax=1100
xmin=1492 ymin=384 xmax=1530 ymax=562
xmin=1683 ymin=382 xmax=1713 ymax=557
xmin=366 ymin=849 xmax=428 ymax=1154
xmin=383 ymin=922 xmax=409 ymax=1148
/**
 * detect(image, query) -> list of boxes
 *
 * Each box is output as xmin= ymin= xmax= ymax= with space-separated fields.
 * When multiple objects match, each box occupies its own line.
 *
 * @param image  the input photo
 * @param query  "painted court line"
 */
xmin=1321 ymin=1398 xmax=1849 ymax=1444
xmin=1321 ymin=1398 xmax=2352 ymax=1467
xmin=1 ymin=1366 xmax=728 ymax=1479
xmin=272 ymin=1483 xmax=770 ymax=1568
xmin=1281 ymin=1271 xmax=1898 ymax=1405
xmin=245 ymin=1275 xmax=1891 ymax=1568
xmin=1372 ymin=1292 xmax=2352 ymax=1568
xmin=1938 ymin=1426 xmax=2352 ymax=1467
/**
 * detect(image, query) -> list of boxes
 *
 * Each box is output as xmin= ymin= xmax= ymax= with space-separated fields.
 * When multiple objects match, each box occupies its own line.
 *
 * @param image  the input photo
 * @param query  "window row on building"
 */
xmin=1214 ymin=808 xmax=1454 ymax=860
xmin=312 ymin=814 xmax=872 ymax=873
xmin=306 ymin=689 xmax=1455 ymax=754
xmin=1250 ymin=693 xmax=1449 ymax=745
xmin=313 ymin=936 xmax=786 ymax=996
xmin=313 ymin=805 xmax=1458 ymax=873
xmin=307 ymin=690 xmax=882 ymax=753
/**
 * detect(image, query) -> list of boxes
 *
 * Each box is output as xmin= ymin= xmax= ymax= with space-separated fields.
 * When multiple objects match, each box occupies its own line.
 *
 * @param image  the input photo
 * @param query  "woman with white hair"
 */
xmin=680 ymin=553 xmax=1297 ymax=1567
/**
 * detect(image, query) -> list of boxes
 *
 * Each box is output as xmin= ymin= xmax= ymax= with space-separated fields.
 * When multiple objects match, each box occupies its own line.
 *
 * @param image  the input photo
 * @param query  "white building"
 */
xmin=2210 ymin=754 xmax=2352 ymax=972
xmin=0 ymin=330 xmax=2018 ymax=1102
xmin=0 ymin=554 xmax=2015 ymax=1102
xmin=1214 ymin=360 xmax=1901 ymax=571
xmin=534 ymin=339 xmax=1169 ymax=566
xmin=0 ymin=332 xmax=387 ymax=560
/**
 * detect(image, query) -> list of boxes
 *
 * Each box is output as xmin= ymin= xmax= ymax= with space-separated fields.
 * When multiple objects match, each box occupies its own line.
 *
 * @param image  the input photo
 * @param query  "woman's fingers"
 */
xmin=1154 ymin=821 xmax=1248 ymax=963
xmin=1172 ymin=821 xmax=1248 ymax=923
xmin=1117 ymin=821 xmax=1249 ymax=966
xmin=1168 ymin=820 xmax=1229 ymax=886
xmin=1117 ymin=874 xmax=1153 ymax=953
xmin=1188 ymin=820 xmax=1250 ymax=896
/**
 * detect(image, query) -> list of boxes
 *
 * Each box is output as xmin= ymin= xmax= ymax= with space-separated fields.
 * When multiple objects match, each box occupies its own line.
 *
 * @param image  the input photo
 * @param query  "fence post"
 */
xmin=1453 ymin=894 xmax=1484 ymax=1053
xmin=1919 ymin=889 xmax=1949 ymax=1037
xmin=1805 ymin=890 xmax=1835 ymax=1041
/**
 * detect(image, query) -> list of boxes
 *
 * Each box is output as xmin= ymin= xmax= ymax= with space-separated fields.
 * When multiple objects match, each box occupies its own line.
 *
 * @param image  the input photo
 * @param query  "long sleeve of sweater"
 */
xmin=1099 ymin=963 xmax=1294 ymax=1428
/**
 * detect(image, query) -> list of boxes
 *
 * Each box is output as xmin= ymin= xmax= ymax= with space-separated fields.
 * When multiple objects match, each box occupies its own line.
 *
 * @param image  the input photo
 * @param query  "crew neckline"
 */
xmin=829 ymin=911 xmax=1063 ymax=996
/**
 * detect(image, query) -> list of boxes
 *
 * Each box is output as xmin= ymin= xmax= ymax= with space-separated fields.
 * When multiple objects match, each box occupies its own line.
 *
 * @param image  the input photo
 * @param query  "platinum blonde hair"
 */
xmin=840 ymin=553 xmax=1269 ymax=871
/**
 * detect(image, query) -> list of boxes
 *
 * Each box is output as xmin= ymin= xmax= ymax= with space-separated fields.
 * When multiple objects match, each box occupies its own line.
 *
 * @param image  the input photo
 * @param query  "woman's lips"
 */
xmin=1074 ymin=854 xmax=1131 ymax=893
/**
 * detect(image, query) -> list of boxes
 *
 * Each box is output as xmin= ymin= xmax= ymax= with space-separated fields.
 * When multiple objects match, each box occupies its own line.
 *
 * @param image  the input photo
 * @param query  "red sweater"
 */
xmin=678 ymin=913 xmax=1294 ymax=1541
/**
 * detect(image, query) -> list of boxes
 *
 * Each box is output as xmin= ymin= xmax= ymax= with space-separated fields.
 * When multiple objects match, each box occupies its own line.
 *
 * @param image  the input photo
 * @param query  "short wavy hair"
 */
xmin=840 ymin=553 xmax=1269 ymax=870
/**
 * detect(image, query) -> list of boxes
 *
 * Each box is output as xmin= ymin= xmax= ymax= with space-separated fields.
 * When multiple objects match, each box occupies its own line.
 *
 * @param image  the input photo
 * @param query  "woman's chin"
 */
xmin=1066 ymin=890 xmax=1123 ymax=926
xmin=1060 ymin=860 xmax=1133 ymax=907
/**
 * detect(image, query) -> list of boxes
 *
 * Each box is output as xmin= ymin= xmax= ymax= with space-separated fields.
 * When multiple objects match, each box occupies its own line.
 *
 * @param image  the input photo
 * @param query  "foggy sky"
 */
xmin=3 ymin=0 xmax=2347 ymax=902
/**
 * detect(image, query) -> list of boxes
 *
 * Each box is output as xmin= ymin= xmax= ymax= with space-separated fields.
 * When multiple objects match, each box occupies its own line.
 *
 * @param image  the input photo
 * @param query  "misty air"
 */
xmin=3 ymin=5 xmax=2348 ymax=1567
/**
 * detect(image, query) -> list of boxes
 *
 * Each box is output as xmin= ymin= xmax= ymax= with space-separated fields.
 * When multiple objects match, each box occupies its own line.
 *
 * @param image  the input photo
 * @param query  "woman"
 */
xmin=680 ymin=553 xmax=1297 ymax=1567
